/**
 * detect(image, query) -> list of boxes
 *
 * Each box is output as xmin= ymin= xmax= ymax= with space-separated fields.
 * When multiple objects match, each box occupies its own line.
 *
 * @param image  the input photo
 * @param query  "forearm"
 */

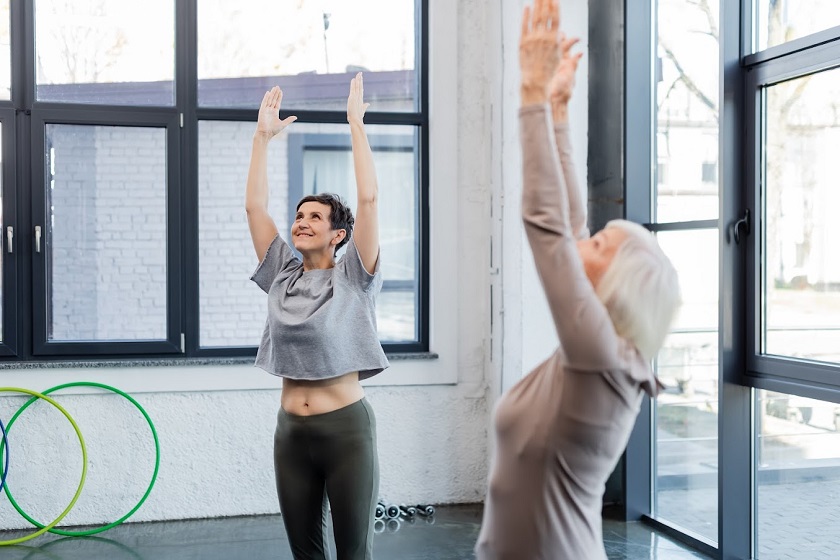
xmin=551 ymin=101 xmax=569 ymax=125
xmin=245 ymin=133 xmax=272 ymax=213
xmin=553 ymin=122 xmax=589 ymax=239
xmin=349 ymin=121 xmax=378 ymax=206
xmin=521 ymin=85 xmax=548 ymax=107
xmin=520 ymin=104 xmax=572 ymax=237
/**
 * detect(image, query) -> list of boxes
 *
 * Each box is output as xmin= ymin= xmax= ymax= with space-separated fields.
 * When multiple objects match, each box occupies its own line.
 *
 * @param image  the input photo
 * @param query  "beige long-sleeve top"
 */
xmin=475 ymin=105 xmax=661 ymax=560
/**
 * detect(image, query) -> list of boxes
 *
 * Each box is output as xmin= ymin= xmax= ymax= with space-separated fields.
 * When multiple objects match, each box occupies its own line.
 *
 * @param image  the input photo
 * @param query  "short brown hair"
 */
xmin=296 ymin=193 xmax=355 ymax=254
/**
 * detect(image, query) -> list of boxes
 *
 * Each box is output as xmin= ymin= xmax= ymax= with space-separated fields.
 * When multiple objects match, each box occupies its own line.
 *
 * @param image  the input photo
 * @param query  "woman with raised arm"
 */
xmin=475 ymin=1 xmax=681 ymax=559
xmin=246 ymin=72 xmax=388 ymax=560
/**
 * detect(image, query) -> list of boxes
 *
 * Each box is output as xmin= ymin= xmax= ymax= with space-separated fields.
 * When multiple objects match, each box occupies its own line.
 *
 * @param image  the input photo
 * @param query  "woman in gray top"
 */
xmin=246 ymin=73 xmax=388 ymax=560
xmin=475 ymin=1 xmax=681 ymax=559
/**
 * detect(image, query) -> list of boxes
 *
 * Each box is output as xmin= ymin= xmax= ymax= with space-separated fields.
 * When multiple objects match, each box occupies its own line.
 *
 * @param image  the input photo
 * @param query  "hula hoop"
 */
xmin=3 ymin=382 xmax=160 ymax=537
xmin=0 ymin=416 xmax=8 ymax=494
xmin=0 ymin=387 xmax=87 ymax=547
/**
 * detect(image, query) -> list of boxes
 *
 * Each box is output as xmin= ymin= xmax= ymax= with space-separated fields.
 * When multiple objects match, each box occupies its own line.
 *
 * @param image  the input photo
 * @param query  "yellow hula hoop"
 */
xmin=0 ymin=387 xmax=88 ymax=546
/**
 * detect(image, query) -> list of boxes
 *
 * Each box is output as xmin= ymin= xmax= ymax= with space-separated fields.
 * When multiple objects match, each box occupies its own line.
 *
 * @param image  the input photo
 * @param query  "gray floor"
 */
xmin=0 ymin=504 xmax=712 ymax=559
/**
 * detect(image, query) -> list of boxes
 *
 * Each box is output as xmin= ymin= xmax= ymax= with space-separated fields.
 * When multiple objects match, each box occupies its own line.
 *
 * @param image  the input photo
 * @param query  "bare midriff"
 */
xmin=281 ymin=371 xmax=364 ymax=416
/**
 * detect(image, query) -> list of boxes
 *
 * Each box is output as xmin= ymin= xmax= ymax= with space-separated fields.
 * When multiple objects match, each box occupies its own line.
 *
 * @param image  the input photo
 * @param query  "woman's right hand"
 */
xmin=519 ymin=0 xmax=561 ymax=104
xmin=256 ymin=86 xmax=297 ymax=139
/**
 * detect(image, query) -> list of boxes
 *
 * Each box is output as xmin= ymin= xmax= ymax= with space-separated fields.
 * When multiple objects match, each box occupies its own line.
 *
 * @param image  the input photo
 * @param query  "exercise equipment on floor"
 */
xmin=373 ymin=497 xmax=437 ymax=532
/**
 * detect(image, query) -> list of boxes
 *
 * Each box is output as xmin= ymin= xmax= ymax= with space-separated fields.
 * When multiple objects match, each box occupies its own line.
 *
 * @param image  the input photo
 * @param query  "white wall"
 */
xmin=493 ymin=0 xmax=589 ymax=393
xmin=0 ymin=0 xmax=589 ymax=530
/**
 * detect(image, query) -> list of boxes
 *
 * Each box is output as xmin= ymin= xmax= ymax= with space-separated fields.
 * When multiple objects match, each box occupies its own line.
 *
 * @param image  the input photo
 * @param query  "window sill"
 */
xmin=0 ymin=352 xmax=439 ymax=371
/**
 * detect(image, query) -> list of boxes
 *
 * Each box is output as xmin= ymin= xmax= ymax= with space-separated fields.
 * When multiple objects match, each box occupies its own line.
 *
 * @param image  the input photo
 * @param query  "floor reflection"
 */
xmin=0 ymin=504 xmax=713 ymax=560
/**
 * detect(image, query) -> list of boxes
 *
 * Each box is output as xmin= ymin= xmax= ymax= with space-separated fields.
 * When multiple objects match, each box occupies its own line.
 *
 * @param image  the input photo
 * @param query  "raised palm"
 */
xmin=519 ymin=0 xmax=561 ymax=93
xmin=549 ymin=35 xmax=583 ymax=107
xmin=257 ymin=86 xmax=297 ymax=138
xmin=347 ymin=72 xmax=370 ymax=124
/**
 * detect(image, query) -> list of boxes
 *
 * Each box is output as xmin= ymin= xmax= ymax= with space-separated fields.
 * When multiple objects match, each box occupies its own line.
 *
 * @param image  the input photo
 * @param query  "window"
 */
xmin=622 ymin=1 xmax=840 ymax=557
xmin=747 ymin=31 xmax=840 ymax=555
xmin=746 ymin=19 xmax=840 ymax=386
xmin=760 ymin=69 xmax=840 ymax=365
xmin=1 ymin=0 xmax=428 ymax=361
xmin=44 ymin=125 xmax=169 ymax=343
xmin=287 ymin=128 xmax=420 ymax=343
xmin=755 ymin=0 xmax=840 ymax=51
xmin=651 ymin=0 xmax=721 ymax=544
xmin=34 ymin=0 xmax=175 ymax=106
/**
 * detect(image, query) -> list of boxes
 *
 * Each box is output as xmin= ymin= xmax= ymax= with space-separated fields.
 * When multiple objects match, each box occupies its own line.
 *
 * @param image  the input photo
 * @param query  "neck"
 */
xmin=301 ymin=250 xmax=336 ymax=271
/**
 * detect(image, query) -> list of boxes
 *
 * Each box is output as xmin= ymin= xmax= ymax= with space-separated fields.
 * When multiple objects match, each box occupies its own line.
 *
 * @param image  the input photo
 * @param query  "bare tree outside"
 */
xmin=197 ymin=0 xmax=414 ymax=81
xmin=197 ymin=0 xmax=313 ymax=80
xmin=36 ymin=0 xmax=127 ymax=85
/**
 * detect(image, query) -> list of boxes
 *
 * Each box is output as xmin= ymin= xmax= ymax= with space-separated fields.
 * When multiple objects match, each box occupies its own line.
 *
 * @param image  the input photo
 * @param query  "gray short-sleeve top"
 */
xmin=250 ymin=234 xmax=389 ymax=381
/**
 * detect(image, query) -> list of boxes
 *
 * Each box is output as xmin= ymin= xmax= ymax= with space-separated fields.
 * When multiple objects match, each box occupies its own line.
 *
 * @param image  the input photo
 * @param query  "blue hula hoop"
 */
xmin=0 ymin=417 xmax=8 ymax=493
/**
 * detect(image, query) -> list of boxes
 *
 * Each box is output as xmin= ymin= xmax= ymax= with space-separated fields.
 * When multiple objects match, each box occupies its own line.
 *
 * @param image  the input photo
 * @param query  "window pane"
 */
xmin=295 ymin=123 xmax=419 ymax=343
xmin=198 ymin=121 xmax=287 ymax=348
xmin=655 ymin=0 xmax=720 ymax=222
xmin=197 ymin=0 xmax=417 ymax=111
xmin=763 ymin=69 xmax=840 ymax=364
xmin=654 ymin=228 xmax=719 ymax=543
xmin=198 ymin=121 xmax=420 ymax=347
xmin=756 ymin=1 xmax=840 ymax=51
xmin=46 ymin=124 xmax=168 ymax=341
xmin=0 ymin=0 xmax=9 ymax=100
xmin=35 ymin=0 xmax=174 ymax=106
xmin=756 ymin=390 xmax=840 ymax=558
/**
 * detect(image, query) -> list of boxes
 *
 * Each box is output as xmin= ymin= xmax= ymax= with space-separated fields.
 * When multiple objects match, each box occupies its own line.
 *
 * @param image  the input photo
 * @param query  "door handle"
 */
xmin=729 ymin=209 xmax=750 ymax=245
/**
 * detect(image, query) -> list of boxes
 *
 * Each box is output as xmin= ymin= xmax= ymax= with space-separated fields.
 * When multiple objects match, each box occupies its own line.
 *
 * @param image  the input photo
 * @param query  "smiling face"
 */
xmin=576 ymin=226 xmax=629 ymax=288
xmin=291 ymin=201 xmax=346 ymax=256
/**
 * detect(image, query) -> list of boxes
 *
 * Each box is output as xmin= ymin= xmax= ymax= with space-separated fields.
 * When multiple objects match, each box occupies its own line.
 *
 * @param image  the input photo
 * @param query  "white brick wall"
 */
xmin=49 ymin=124 xmax=167 ymax=341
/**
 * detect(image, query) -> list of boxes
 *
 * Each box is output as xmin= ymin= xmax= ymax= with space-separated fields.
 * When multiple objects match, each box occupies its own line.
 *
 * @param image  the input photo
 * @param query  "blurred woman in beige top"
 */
xmin=475 ymin=1 xmax=682 ymax=559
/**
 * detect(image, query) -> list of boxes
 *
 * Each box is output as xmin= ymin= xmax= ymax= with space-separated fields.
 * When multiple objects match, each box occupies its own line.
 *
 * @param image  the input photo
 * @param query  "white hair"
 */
xmin=594 ymin=219 xmax=682 ymax=361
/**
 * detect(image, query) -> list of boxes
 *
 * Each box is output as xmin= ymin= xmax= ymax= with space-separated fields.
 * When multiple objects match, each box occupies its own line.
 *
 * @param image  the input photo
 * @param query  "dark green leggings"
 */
xmin=274 ymin=398 xmax=379 ymax=560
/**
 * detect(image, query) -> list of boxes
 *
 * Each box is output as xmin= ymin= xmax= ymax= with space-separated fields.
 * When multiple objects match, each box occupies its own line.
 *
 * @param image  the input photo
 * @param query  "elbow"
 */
xmin=245 ymin=205 xmax=267 ymax=218
xmin=358 ymin=191 xmax=378 ymax=207
xmin=521 ymin=202 xmax=538 ymax=224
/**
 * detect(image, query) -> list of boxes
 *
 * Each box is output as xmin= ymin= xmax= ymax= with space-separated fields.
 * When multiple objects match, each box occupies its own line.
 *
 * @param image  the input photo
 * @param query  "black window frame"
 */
xmin=0 ymin=106 xmax=17 ymax=357
xmin=743 ymin=28 xmax=840 ymax=400
xmin=30 ymin=107 xmax=183 ymax=357
xmin=0 ymin=0 xmax=429 ymax=362
xmin=617 ymin=1 xmax=840 ymax=559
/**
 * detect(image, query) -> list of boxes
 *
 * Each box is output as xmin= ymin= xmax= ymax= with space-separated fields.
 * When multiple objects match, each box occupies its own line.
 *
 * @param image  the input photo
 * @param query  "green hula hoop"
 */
xmin=3 ymin=382 xmax=160 ymax=537
xmin=0 ymin=387 xmax=88 ymax=546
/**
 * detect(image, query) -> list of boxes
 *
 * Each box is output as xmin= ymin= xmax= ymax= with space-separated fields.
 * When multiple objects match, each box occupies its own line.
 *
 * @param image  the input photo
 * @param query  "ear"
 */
xmin=331 ymin=229 xmax=347 ymax=246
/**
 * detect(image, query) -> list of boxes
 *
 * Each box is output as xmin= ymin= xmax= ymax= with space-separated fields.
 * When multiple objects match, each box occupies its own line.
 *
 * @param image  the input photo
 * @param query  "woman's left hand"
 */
xmin=347 ymin=72 xmax=370 ymax=125
xmin=549 ymin=34 xmax=583 ymax=107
